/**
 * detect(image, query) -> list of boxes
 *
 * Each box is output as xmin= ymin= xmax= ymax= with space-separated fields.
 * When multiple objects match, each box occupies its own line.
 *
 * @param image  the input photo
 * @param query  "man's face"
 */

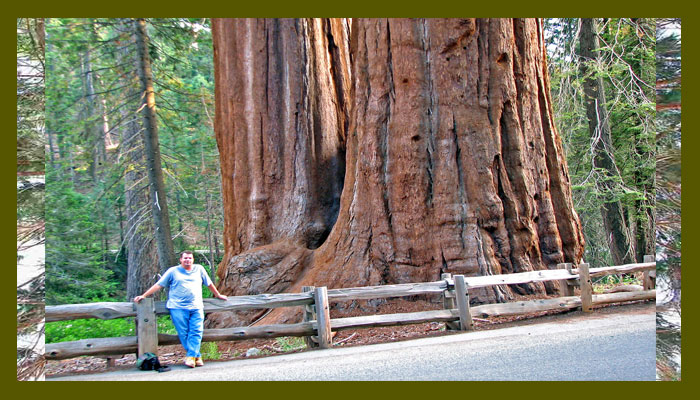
xmin=180 ymin=253 xmax=194 ymax=268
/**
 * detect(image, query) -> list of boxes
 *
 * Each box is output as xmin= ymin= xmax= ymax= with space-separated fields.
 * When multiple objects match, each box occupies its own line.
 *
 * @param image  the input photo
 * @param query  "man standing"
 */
xmin=134 ymin=251 xmax=228 ymax=368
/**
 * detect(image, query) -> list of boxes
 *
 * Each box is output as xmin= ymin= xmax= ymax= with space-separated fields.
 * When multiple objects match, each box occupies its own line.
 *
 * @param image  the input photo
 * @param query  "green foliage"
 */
xmin=45 ymin=18 xmax=223 ymax=304
xmin=45 ymin=315 xmax=176 ymax=343
xmin=157 ymin=315 xmax=178 ymax=335
xmin=45 ymin=173 xmax=120 ymax=304
xmin=46 ymin=318 xmax=134 ymax=343
xmin=201 ymin=342 xmax=221 ymax=360
xmin=592 ymin=273 xmax=641 ymax=292
xmin=17 ymin=182 xmax=44 ymax=226
xmin=545 ymin=18 xmax=656 ymax=267
xmin=275 ymin=336 xmax=306 ymax=352
xmin=17 ymin=18 xmax=45 ymax=173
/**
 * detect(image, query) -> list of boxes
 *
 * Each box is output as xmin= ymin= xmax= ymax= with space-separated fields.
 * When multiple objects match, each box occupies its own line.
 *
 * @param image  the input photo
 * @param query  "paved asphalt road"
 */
xmin=48 ymin=308 xmax=655 ymax=381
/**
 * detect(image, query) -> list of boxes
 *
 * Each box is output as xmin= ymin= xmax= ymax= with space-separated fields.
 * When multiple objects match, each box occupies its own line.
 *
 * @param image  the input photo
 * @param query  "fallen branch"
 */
xmin=334 ymin=332 xmax=357 ymax=346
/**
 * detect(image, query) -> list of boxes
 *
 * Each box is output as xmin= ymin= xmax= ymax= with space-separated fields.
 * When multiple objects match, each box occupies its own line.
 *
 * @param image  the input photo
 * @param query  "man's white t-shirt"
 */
xmin=156 ymin=264 xmax=213 ymax=310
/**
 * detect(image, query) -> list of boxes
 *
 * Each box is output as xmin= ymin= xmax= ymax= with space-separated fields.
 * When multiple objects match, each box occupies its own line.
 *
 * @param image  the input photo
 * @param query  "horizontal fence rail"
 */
xmin=46 ymin=262 xmax=655 ymax=322
xmin=45 ymin=292 xmax=316 ymax=322
xmin=45 ymin=260 xmax=656 ymax=360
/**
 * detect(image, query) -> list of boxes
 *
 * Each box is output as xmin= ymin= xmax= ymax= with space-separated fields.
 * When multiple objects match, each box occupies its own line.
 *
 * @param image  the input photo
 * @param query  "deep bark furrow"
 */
xmin=423 ymin=20 xmax=436 ymax=208
xmin=451 ymin=117 xmax=468 ymax=251
xmin=325 ymin=19 xmax=350 ymax=146
xmin=380 ymin=20 xmax=394 ymax=263
xmin=264 ymin=23 xmax=270 ymax=113
xmin=536 ymin=62 xmax=584 ymax=264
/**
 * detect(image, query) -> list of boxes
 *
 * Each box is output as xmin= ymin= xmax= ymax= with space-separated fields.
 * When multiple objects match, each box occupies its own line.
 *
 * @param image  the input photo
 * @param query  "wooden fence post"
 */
xmin=643 ymin=255 xmax=656 ymax=290
xmin=578 ymin=263 xmax=593 ymax=312
xmin=441 ymin=273 xmax=459 ymax=331
xmin=135 ymin=298 xmax=158 ymax=356
xmin=302 ymin=286 xmax=318 ymax=348
xmin=313 ymin=287 xmax=333 ymax=349
xmin=557 ymin=263 xmax=576 ymax=296
xmin=453 ymin=275 xmax=474 ymax=331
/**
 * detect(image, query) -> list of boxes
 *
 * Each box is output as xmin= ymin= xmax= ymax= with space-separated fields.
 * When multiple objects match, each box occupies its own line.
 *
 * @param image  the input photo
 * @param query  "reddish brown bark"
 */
xmin=656 ymin=103 xmax=681 ymax=111
xmin=214 ymin=18 xmax=350 ymax=254
xmin=209 ymin=18 xmax=584 ymax=328
xmin=209 ymin=18 xmax=351 ymax=326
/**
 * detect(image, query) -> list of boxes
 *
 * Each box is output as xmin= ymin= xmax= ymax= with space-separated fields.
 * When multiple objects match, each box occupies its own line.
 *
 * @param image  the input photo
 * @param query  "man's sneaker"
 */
xmin=184 ymin=357 xmax=196 ymax=368
xmin=195 ymin=357 xmax=204 ymax=367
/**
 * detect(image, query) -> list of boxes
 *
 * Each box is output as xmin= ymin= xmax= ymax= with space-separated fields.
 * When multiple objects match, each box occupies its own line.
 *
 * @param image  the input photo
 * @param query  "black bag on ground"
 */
xmin=137 ymin=352 xmax=171 ymax=372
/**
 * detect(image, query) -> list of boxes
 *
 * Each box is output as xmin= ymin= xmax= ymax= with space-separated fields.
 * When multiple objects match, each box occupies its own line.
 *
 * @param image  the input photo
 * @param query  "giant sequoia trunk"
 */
xmin=209 ymin=18 xmax=584 ymax=328
xmin=209 ymin=18 xmax=350 ymax=325
xmin=214 ymin=18 xmax=350 ymax=256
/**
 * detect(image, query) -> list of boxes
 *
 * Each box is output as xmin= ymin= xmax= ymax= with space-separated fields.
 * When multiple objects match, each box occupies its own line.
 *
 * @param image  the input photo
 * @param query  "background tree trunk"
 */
xmin=81 ymin=49 xmax=101 ymax=182
xmin=578 ymin=18 xmax=634 ymax=266
xmin=209 ymin=18 xmax=584 ymax=328
xmin=123 ymin=107 xmax=159 ymax=300
xmin=119 ymin=19 xmax=159 ymax=299
xmin=134 ymin=18 xmax=177 ymax=272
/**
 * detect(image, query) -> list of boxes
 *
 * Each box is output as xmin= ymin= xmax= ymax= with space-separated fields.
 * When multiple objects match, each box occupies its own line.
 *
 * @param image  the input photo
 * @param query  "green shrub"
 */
xmin=275 ymin=336 xmax=306 ymax=352
xmin=157 ymin=315 xmax=177 ymax=335
xmin=45 ymin=315 xmax=176 ymax=343
xmin=592 ymin=274 xmax=642 ymax=292
xmin=201 ymin=342 xmax=221 ymax=360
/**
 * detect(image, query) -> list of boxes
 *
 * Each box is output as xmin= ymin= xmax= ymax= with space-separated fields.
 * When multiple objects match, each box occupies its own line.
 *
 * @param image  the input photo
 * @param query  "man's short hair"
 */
xmin=180 ymin=250 xmax=194 ymax=258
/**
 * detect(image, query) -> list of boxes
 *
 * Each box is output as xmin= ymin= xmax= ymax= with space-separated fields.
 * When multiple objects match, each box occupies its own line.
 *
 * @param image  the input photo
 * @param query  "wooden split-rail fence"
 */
xmin=45 ymin=257 xmax=656 ymax=361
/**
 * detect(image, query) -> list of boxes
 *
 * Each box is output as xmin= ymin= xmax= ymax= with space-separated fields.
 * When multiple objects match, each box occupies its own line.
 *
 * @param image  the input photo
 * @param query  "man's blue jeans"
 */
xmin=169 ymin=308 xmax=204 ymax=358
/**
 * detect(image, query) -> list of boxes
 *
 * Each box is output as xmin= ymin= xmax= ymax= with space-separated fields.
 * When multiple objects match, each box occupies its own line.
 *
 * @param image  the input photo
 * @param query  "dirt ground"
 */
xmin=45 ymin=297 xmax=655 ymax=378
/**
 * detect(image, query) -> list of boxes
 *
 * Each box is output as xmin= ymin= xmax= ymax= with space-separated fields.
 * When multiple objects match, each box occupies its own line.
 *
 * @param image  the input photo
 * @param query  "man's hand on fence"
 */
xmin=216 ymin=294 xmax=228 ymax=301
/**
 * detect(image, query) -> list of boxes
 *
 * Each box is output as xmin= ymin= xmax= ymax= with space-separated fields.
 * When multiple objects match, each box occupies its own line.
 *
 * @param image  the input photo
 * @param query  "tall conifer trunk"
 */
xmin=122 ymin=105 xmax=158 ymax=300
xmin=117 ymin=19 xmax=158 ymax=300
xmin=134 ymin=18 xmax=177 ymax=272
xmin=579 ymin=18 xmax=634 ymax=266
